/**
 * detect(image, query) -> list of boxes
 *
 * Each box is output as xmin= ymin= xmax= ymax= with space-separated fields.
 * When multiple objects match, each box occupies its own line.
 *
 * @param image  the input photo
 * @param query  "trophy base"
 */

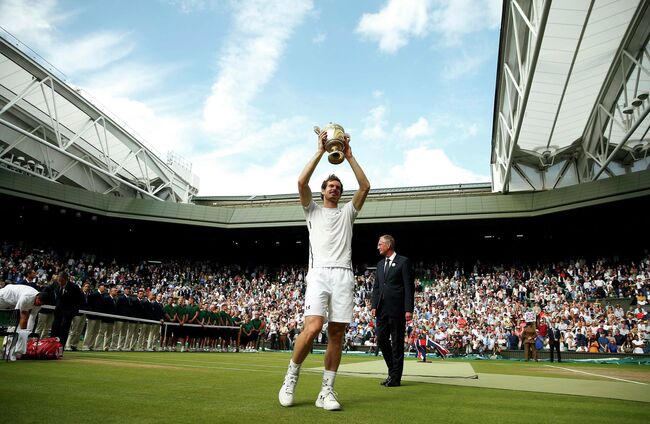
xmin=325 ymin=139 xmax=345 ymax=165
xmin=328 ymin=151 xmax=345 ymax=165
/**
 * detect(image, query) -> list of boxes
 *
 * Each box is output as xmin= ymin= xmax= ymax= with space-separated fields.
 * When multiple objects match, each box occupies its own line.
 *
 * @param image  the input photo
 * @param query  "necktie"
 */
xmin=384 ymin=258 xmax=390 ymax=274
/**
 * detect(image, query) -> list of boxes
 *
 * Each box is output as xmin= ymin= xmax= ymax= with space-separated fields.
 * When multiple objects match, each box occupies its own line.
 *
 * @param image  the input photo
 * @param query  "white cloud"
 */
xmin=442 ymin=49 xmax=493 ymax=80
xmin=403 ymin=117 xmax=433 ymax=139
xmin=312 ymin=33 xmax=326 ymax=44
xmin=466 ymin=123 xmax=479 ymax=137
xmin=381 ymin=147 xmax=488 ymax=187
xmin=202 ymin=0 xmax=313 ymax=136
xmin=360 ymin=105 xmax=388 ymax=141
xmin=166 ymin=0 xmax=206 ymax=14
xmin=356 ymin=0 xmax=502 ymax=53
xmin=200 ymin=115 xmax=310 ymax=159
xmin=80 ymin=62 xmax=183 ymax=99
xmin=0 ymin=0 xmax=133 ymax=75
xmin=356 ymin=0 xmax=431 ymax=54
xmin=430 ymin=0 xmax=502 ymax=46
xmin=51 ymin=32 xmax=134 ymax=74
xmin=192 ymin=142 xmax=311 ymax=196
xmin=0 ymin=0 xmax=63 ymax=47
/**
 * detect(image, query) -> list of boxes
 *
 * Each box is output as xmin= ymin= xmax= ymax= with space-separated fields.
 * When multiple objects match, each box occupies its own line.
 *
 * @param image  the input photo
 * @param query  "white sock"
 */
xmin=322 ymin=370 xmax=336 ymax=388
xmin=288 ymin=359 xmax=301 ymax=376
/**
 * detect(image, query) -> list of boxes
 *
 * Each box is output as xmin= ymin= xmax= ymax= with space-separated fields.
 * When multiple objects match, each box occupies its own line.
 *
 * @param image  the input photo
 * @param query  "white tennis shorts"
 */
xmin=304 ymin=267 xmax=354 ymax=323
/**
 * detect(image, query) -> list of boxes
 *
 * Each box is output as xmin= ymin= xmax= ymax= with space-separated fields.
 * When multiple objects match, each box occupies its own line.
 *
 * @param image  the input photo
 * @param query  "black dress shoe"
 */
xmin=380 ymin=378 xmax=391 ymax=386
xmin=385 ymin=379 xmax=401 ymax=387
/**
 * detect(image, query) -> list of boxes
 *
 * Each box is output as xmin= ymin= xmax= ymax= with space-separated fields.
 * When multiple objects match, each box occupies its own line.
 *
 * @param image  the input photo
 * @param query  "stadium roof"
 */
xmin=492 ymin=0 xmax=650 ymax=193
xmin=0 ymin=33 xmax=199 ymax=203
xmin=3 ymin=166 xmax=649 ymax=229
xmin=193 ymin=183 xmax=493 ymax=206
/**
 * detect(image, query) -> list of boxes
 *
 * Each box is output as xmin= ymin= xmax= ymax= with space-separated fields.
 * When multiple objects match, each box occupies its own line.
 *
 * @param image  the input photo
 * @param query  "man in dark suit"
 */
xmin=46 ymin=271 xmax=83 ymax=347
xmin=65 ymin=280 xmax=92 ymax=351
xmin=151 ymin=293 xmax=165 ymax=351
xmin=101 ymin=286 xmax=119 ymax=351
xmin=84 ymin=282 xmax=106 ymax=350
xmin=371 ymin=235 xmax=415 ymax=387
xmin=114 ymin=286 xmax=134 ymax=350
xmin=548 ymin=318 xmax=562 ymax=363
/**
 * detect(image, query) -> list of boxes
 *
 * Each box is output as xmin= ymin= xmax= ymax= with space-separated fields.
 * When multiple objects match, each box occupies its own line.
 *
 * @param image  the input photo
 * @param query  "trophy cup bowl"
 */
xmin=313 ymin=123 xmax=347 ymax=165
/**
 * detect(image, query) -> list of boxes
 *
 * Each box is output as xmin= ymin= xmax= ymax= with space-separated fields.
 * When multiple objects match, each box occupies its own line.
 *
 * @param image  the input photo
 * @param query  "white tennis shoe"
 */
xmin=278 ymin=373 xmax=299 ymax=407
xmin=315 ymin=386 xmax=341 ymax=411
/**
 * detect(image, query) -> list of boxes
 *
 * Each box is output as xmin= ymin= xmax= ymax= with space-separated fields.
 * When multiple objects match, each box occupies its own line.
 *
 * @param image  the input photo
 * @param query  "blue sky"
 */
xmin=0 ymin=0 xmax=502 ymax=196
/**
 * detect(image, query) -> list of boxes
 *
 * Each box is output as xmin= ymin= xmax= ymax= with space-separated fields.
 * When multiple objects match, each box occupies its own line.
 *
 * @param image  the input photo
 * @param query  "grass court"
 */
xmin=1 ymin=351 xmax=648 ymax=423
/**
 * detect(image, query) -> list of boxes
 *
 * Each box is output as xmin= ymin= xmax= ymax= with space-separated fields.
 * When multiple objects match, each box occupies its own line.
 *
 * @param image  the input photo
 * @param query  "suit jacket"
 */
xmin=152 ymin=301 xmax=164 ymax=321
xmin=548 ymin=327 xmax=562 ymax=342
xmin=371 ymin=254 xmax=415 ymax=318
xmin=77 ymin=290 xmax=91 ymax=316
xmin=116 ymin=294 xmax=134 ymax=317
xmin=102 ymin=294 xmax=119 ymax=323
xmin=87 ymin=290 xmax=105 ymax=313
xmin=132 ymin=297 xmax=146 ymax=319
xmin=142 ymin=299 xmax=155 ymax=320
xmin=46 ymin=281 xmax=83 ymax=315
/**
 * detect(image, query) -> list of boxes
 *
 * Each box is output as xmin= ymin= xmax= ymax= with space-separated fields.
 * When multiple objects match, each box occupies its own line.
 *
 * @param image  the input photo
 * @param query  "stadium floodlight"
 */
xmin=622 ymin=105 xmax=634 ymax=114
xmin=540 ymin=150 xmax=554 ymax=168
xmin=631 ymin=93 xmax=647 ymax=107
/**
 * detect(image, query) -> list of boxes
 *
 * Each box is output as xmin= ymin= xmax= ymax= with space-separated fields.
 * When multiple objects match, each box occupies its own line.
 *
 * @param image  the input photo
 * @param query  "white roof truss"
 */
xmin=0 ymin=36 xmax=199 ymax=202
xmin=492 ymin=0 xmax=650 ymax=192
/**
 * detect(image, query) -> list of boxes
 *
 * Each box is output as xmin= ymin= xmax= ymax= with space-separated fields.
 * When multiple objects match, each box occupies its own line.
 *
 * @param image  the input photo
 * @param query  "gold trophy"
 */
xmin=313 ymin=122 xmax=347 ymax=164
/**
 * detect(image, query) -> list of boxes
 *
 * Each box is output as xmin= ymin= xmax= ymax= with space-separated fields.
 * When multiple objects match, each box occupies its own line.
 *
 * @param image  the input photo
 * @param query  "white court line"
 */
xmin=545 ymin=365 xmax=648 ymax=385
xmin=74 ymin=354 xmax=326 ymax=376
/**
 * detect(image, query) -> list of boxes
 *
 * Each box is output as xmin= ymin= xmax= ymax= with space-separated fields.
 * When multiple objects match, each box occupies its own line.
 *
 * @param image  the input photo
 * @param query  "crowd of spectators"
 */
xmin=1 ymin=241 xmax=648 ymax=356
xmin=405 ymin=261 xmax=649 ymax=357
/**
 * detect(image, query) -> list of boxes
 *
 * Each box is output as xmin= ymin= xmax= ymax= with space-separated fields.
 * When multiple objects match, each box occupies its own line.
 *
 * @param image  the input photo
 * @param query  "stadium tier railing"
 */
xmin=39 ymin=305 xmax=242 ymax=350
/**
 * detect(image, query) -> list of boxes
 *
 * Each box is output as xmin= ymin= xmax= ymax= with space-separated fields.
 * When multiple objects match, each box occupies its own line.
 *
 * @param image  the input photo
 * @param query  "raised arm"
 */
xmin=298 ymin=131 xmax=326 ymax=207
xmin=343 ymin=135 xmax=370 ymax=211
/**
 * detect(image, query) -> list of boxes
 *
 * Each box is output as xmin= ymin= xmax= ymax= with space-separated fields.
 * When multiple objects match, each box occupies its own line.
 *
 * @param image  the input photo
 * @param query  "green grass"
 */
xmin=0 ymin=351 xmax=648 ymax=424
xmin=468 ymin=358 xmax=650 ymax=378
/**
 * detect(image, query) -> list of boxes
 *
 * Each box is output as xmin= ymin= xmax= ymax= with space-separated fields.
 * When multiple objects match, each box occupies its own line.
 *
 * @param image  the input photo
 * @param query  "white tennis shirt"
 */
xmin=304 ymin=200 xmax=358 ymax=269
xmin=0 ymin=284 xmax=39 ymax=313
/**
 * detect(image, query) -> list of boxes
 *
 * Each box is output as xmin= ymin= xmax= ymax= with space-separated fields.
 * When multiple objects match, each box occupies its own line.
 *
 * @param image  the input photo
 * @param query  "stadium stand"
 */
xmin=1 ymin=239 xmax=647 ymax=357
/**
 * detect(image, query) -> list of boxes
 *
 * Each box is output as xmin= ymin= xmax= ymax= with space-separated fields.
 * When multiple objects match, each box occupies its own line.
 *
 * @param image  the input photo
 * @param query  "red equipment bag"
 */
xmin=22 ymin=337 xmax=63 ymax=360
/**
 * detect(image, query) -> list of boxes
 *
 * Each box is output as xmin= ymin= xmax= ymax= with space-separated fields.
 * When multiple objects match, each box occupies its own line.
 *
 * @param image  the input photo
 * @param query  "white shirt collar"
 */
xmin=386 ymin=252 xmax=396 ymax=262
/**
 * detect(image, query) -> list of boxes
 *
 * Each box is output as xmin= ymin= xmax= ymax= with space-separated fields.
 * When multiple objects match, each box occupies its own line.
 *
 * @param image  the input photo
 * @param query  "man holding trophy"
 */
xmin=279 ymin=123 xmax=370 ymax=411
